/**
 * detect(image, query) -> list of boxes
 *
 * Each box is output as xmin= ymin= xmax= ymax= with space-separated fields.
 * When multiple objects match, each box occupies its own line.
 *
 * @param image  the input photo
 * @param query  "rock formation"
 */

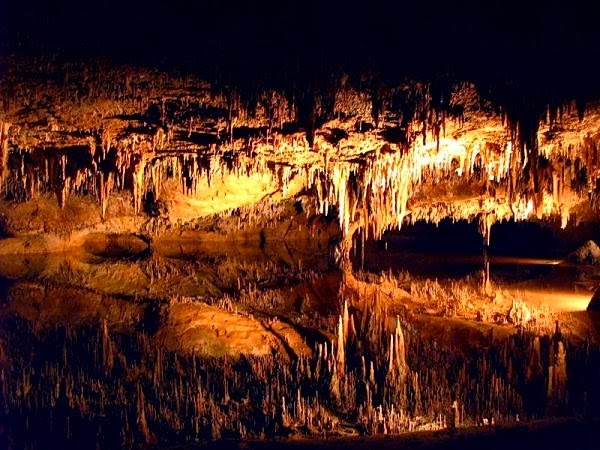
xmin=1 ymin=57 xmax=600 ymax=258
xmin=569 ymin=240 xmax=600 ymax=264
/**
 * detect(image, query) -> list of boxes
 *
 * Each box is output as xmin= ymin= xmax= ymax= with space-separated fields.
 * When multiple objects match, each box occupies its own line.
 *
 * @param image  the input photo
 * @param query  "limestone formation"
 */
xmin=2 ymin=57 xmax=600 ymax=257
xmin=568 ymin=240 xmax=600 ymax=264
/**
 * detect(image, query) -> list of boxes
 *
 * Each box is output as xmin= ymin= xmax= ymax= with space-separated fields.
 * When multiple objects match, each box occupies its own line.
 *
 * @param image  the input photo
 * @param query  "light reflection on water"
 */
xmin=1 ymin=240 xmax=600 ymax=448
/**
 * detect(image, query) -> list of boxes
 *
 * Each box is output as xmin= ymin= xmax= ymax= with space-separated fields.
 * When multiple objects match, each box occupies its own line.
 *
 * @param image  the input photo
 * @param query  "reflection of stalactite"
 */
xmin=547 ymin=325 xmax=568 ymax=411
xmin=527 ymin=337 xmax=543 ymax=381
xmin=136 ymin=381 xmax=150 ymax=443
xmin=4 ymin=297 xmax=600 ymax=445
xmin=101 ymin=319 xmax=113 ymax=373
xmin=394 ymin=317 xmax=407 ymax=382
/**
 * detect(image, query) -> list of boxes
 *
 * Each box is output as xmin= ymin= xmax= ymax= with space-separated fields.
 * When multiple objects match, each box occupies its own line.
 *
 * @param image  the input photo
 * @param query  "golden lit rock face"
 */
xmin=1 ymin=57 xmax=600 ymax=248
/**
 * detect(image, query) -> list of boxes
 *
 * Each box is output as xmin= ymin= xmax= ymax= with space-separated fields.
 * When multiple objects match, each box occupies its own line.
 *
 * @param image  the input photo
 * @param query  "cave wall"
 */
xmin=1 ymin=57 xmax=600 ymax=251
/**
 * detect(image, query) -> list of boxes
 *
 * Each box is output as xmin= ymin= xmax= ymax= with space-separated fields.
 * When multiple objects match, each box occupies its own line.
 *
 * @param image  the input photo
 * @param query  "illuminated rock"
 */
xmin=1 ymin=57 xmax=600 ymax=256
xmin=568 ymin=240 xmax=600 ymax=265
xmin=587 ymin=287 xmax=600 ymax=311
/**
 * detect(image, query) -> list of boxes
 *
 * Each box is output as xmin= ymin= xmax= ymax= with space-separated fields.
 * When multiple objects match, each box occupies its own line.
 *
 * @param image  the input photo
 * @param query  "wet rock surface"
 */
xmin=568 ymin=240 xmax=600 ymax=265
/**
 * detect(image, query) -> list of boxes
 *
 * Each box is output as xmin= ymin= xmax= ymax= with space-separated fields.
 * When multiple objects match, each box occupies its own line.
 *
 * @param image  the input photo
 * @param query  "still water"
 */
xmin=1 ymin=232 xmax=600 ymax=448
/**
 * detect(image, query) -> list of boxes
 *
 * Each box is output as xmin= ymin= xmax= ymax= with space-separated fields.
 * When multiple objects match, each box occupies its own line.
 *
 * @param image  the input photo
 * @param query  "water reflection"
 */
xmin=1 ymin=237 xmax=600 ymax=448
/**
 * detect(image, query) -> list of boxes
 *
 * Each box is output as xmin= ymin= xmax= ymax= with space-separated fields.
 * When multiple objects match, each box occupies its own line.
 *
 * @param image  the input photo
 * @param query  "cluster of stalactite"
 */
xmin=2 ymin=58 xmax=600 ymax=246
xmin=1 ymin=137 xmax=282 ymax=220
xmin=2 ymin=123 xmax=597 ymax=242
xmin=2 ymin=298 xmax=598 ymax=448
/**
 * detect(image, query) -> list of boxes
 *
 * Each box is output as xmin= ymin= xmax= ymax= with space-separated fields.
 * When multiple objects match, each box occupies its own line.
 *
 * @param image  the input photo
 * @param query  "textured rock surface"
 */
xmin=2 ymin=57 xmax=600 ymax=253
xmin=569 ymin=240 xmax=600 ymax=264
xmin=588 ymin=287 xmax=600 ymax=311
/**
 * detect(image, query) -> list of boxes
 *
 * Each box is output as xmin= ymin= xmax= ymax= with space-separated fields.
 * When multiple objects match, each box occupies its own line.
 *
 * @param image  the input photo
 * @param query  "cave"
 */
xmin=1 ymin=1 xmax=600 ymax=449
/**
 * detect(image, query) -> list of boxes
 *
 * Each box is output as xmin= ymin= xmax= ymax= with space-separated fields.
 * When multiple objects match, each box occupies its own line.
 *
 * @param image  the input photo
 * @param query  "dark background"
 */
xmin=1 ymin=0 xmax=599 ymax=87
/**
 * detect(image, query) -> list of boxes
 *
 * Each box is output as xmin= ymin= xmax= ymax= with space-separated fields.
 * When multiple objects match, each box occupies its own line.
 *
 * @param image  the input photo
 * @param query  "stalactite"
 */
xmin=0 ymin=121 xmax=10 ymax=188
xmin=132 ymin=155 xmax=147 ymax=215
xmin=3 ymin=59 xmax=600 ymax=258
xmin=342 ymin=300 xmax=349 ymax=344
xmin=98 ymin=172 xmax=114 ymax=219
xmin=336 ymin=314 xmax=345 ymax=375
